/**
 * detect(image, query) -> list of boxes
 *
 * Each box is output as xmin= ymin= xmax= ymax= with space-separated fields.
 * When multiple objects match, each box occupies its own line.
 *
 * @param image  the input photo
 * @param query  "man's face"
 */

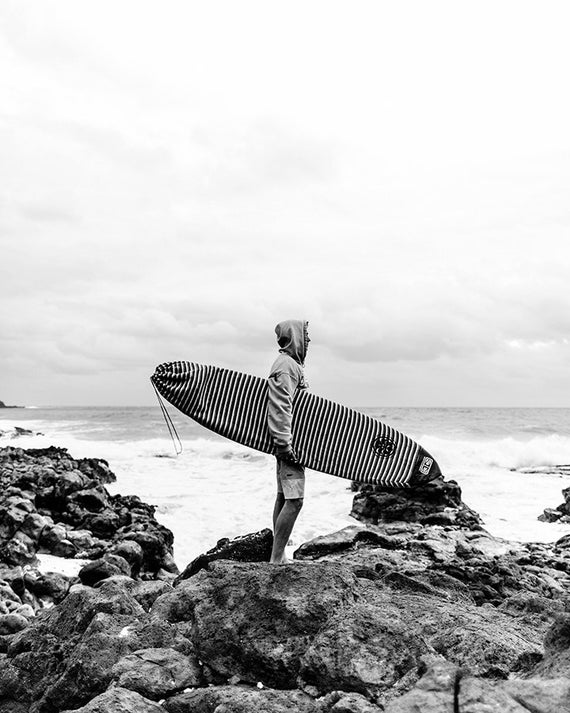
xmin=304 ymin=330 xmax=311 ymax=355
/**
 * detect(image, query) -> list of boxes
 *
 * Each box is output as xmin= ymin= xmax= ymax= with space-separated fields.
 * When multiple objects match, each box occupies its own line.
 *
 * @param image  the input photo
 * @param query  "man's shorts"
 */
xmin=276 ymin=459 xmax=305 ymax=500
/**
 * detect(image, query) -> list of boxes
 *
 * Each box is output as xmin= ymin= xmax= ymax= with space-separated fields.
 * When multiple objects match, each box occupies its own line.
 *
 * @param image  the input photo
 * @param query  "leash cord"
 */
xmin=152 ymin=381 xmax=183 ymax=455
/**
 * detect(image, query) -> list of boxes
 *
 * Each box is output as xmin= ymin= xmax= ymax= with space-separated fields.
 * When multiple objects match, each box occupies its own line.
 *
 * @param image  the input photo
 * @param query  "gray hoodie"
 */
xmin=267 ymin=320 xmax=309 ymax=450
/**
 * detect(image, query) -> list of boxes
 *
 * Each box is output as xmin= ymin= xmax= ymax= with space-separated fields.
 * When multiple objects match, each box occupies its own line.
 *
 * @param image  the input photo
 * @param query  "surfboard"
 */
xmin=151 ymin=361 xmax=442 ymax=488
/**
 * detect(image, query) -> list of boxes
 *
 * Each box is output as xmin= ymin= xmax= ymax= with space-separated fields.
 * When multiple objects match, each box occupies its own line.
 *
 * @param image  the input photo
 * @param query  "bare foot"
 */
xmin=269 ymin=555 xmax=288 ymax=564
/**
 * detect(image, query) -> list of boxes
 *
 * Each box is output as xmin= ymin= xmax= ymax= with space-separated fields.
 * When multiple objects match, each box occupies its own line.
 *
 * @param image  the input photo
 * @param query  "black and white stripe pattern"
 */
xmin=151 ymin=361 xmax=431 ymax=487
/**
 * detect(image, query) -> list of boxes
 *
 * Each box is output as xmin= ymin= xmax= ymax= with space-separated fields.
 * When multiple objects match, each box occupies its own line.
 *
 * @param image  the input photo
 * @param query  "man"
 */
xmin=267 ymin=319 xmax=310 ymax=564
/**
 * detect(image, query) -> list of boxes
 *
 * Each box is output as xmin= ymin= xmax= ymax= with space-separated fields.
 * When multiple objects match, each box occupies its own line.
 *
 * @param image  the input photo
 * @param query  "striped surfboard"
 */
xmin=151 ymin=361 xmax=442 ymax=487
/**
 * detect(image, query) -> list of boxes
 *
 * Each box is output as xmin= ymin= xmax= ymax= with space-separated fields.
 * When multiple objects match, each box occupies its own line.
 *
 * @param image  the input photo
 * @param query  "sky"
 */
xmin=1 ymin=0 xmax=570 ymax=407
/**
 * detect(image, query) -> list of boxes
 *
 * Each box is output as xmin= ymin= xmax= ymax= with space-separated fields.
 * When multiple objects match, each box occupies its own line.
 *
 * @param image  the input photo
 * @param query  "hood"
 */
xmin=275 ymin=319 xmax=309 ymax=365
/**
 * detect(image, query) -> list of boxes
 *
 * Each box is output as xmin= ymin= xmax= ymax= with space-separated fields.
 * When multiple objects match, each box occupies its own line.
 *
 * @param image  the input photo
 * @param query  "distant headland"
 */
xmin=0 ymin=400 xmax=23 ymax=408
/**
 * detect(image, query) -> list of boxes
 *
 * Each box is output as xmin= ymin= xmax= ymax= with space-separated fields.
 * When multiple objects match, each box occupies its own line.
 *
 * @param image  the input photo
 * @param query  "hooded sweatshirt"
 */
xmin=267 ymin=320 xmax=309 ymax=451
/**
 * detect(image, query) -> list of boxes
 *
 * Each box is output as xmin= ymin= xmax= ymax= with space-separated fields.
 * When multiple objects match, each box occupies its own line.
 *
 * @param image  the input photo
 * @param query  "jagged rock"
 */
xmin=110 ymin=539 xmax=144 ymax=576
xmin=504 ymin=678 xmax=570 ymax=713
xmin=317 ymin=691 xmax=384 ymax=712
xmin=0 ymin=446 xmax=178 ymax=579
xmin=350 ymin=477 xmax=483 ymax=530
xmin=383 ymin=660 xmax=570 ymax=713
xmin=112 ymin=647 xmax=203 ymax=699
xmin=299 ymin=601 xmax=430 ymax=701
xmin=383 ymin=658 xmax=459 ymax=713
xmin=3 ymin=582 xmax=145 ymax=709
xmin=5 ymin=444 xmax=570 ymax=712
xmin=176 ymin=528 xmax=274 ymax=581
xmin=150 ymin=557 xmax=543 ymax=703
xmin=152 ymin=560 xmax=361 ymax=689
xmin=0 ymin=613 xmax=29 ymax=635
xmin=530 ymin=613 xmax=570 ymax=678
xmin=539 ymin=508 xmax=563 ymax=523
xmin=538 ymin=485 xmax=570 ymax=524
xmin=79 ymin=554 xmax=132 ymax=586
xmin=296 ymin=524 xmax=570 ymax=608
xmin=61 ymin=686 xmax=165 ymax=712
xmin=0 ymin=578 xmax=195 ymax=711
xmin=116 ymin=578 xmax=174 ymax=612
xmin=163 ymin=685 xmax=319 ymax=713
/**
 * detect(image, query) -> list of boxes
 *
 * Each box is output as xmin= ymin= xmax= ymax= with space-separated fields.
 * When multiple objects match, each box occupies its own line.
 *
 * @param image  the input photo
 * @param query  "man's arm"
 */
xmin=267 ymin=369 xmax=299 ymax=462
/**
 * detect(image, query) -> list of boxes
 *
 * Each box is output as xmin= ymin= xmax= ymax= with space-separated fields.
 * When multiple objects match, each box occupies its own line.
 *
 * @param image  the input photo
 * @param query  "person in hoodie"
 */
xmin=267 ymin=319 xmax=310 ymax=564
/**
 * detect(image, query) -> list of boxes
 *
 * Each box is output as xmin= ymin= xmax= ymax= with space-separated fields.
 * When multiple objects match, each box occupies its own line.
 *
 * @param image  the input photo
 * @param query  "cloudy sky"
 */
xmin=1 ymin=0 xmax=569 ymax=407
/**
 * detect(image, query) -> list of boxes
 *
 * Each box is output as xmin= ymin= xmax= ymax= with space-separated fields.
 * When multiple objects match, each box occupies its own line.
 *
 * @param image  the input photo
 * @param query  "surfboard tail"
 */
xmin=408 ymin=448 xmax=443 ymax=487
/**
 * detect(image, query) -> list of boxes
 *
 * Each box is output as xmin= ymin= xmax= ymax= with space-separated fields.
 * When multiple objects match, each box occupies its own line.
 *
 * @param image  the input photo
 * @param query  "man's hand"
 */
xmin=276 ymin=445 xmax=301 ymax=465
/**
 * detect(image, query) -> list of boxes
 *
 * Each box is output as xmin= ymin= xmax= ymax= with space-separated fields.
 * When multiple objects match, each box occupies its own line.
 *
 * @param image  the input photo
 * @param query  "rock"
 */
xmin=456 ymin=677 xmax=535 ymax=712
xmin=150 ymin=556 xmax=543 ymax=703
xmin=531 ymin=613 xmax=570 ymax=678
xmin=176 ymin=528 xmax=274 ymax=581
xmin=112 ymin=647 xmax=203 ymax=699
xmin=298 ymin=523 xmax=570 ymax=608
xmin=152 ymin=560 xmax=360 ymax=689
xmin=0 ymin=446 xmax=178 ymax=578
xmin=61 ymin=686 xmax=165 ymax=712
xmin=163 ymin=685 xmax=319 ymax=713
xmin=130 ymin=579 xmax=173 ymax=611
xmin=69 ymin=486 xmax=110 ymax=512
xmin=538 ymin=486 xmax=570 ymax=525
xmin=383 ymin=658 xmax=459 ymax=713
xmin=0 ymin=577 xmax=197 ymax=711
xmin=111 ymin=539 xmax=144 ymax=575
xmin=539 ymin=508 xmax=562 ymax=523
xmin=299 ymin=601 xmax=430 ymax=701
xmin=318 ymin=691 xmax=384 ymax=712
xmin=383 ymin=660 xmax=570 ymax=713
xmin=0 ymin=613 xmax=29 ymax=635
xmin=350 ymin=477 xmax=483 ymax=530
xmin=504 ymin=678 xmax=570 ymax=713
xmin=6 ymin=444 xmax=570 ymax=712
xmin=79 ymin=554 xmax=132 ymax=586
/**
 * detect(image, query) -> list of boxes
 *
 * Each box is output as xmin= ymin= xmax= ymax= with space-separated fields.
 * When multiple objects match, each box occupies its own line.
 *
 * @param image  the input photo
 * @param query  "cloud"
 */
xmin=18 ymin=202 xmax=79 ymax=225
xmin=1 ymin=1 xmax=570 ymax=405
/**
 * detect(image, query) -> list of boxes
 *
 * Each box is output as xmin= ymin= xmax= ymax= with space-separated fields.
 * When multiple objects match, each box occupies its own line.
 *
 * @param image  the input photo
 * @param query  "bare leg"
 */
xmin=270 ymin=498 xmax=303 ymax=564
xmin=273 ymin=492 xmax=285 ymax=531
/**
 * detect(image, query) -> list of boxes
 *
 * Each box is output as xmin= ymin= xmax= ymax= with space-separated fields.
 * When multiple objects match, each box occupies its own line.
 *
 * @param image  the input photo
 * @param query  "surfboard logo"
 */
xmin=420 ymin=456 xmax=433 ymax=475
xmin=372 ymin=436 xmax=396 ymax=459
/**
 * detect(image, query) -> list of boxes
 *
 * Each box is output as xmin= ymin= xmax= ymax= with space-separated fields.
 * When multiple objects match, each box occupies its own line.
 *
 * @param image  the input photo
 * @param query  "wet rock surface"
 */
xmin=2 ymin=449 xmax=570 ymax=711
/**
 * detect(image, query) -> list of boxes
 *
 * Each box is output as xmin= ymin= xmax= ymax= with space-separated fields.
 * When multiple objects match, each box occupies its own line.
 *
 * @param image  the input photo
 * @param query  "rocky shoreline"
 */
xmin=1 ymin=446 xmax=570 ymax=712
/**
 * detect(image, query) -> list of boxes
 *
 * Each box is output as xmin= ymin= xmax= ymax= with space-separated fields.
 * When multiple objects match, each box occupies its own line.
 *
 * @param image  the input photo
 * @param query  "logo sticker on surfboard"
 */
xmin=419 ymin=456 xmax=433 ymax=475
xmin=372 ymin=436 xmax=396 ymax=458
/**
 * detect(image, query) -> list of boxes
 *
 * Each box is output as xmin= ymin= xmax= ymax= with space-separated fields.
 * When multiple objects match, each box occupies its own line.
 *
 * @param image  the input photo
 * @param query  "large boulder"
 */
xmin=152 ymin=560 xmax=360 ymax=689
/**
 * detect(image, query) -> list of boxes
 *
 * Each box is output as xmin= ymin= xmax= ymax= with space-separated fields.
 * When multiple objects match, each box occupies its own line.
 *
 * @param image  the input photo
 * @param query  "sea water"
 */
xmin=2 ymin=406 xmax=570 ymax=569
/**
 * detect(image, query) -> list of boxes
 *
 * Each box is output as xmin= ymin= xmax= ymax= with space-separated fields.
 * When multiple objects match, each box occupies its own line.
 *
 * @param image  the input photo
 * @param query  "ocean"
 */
xmin=2 ymin=406 xmax=570 ymax=569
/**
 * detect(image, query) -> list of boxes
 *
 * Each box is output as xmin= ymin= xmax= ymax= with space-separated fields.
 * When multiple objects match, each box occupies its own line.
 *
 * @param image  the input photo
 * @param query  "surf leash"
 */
xmin=152 ymin=382 xmax=183 ymax=455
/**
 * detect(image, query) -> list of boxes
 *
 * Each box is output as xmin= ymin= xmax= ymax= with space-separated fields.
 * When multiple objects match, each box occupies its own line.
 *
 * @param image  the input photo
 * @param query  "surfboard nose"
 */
xmin=409 ymin=448 xmax=443 ymax=487
xmin=151 ymin=361 xmax=207 ymax=417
